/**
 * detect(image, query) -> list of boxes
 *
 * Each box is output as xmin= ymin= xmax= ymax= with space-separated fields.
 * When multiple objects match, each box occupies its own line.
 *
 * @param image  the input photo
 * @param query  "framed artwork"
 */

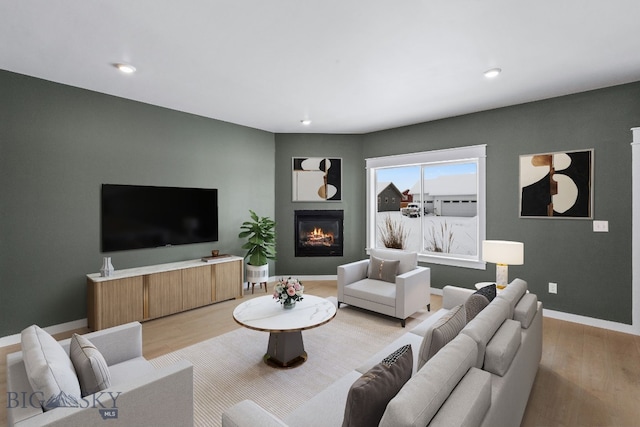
xmin=292 ymin=157 xmax=342 ymax=202
xmin=519 ymin=149 xmax=593 ymax=219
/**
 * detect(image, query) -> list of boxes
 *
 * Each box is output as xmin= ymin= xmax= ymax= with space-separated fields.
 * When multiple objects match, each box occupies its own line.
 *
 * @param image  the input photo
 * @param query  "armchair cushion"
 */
xmin=21 ymin=325 xmax=82 ymax=411
xmin=70 ymin=333 xmax=112 ymax=396
xmin=367 ymin=256 xmax=400 ymax=283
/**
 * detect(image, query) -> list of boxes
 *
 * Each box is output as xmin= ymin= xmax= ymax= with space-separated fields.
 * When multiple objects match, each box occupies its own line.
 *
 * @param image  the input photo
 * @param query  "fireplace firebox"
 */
xmin=295 ymin=210 xmax=344 ymax=257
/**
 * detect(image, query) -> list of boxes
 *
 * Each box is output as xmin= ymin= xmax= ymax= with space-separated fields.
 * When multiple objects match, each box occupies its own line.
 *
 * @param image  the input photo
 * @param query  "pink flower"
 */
xmin=294 ymin=283 xmax=301 ymax=291
xmin=287 ymin=287 xmax=296 ymax=296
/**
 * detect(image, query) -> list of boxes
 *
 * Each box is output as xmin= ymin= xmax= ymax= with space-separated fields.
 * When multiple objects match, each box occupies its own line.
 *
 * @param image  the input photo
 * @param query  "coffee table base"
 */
xmin=265 ymin=330 xmax=307 ymax=368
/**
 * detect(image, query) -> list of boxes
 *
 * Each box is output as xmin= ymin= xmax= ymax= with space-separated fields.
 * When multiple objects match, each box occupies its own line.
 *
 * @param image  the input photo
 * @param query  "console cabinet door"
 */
xmin=182 ymin=265 xmax=213 ymax=310
xmin=146 ymin=270 xmax=183 ymax=319
xmin=88 ymin=276 xmax=144 ymax=330
xmin=214 ymin=260 xmax=243 ymax=302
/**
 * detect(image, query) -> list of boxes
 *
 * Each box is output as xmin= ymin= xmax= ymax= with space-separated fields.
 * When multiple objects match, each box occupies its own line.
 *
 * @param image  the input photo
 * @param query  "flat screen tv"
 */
xmin=101 ymin=184 xmax=218 ymax=252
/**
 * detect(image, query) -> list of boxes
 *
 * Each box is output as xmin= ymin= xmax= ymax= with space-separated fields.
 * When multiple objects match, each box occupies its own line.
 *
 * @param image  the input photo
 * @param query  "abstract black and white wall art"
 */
xmin=519 ymin=149 xmax=593 ymax=218
xmin=292 ymin=157 xmax=342 ymax=201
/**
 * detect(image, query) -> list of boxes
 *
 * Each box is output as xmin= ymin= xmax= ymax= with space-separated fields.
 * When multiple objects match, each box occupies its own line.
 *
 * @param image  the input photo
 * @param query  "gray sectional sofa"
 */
xmin=6 ymin=322 xmax=193 ymax=427
xmin=222 ymin=278 xmax=542 ymax=427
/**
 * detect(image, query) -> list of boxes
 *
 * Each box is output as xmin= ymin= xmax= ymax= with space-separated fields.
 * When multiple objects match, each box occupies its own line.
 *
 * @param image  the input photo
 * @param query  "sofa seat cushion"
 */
xmin=417 ymin=304 xmax=466 ymax=370
xmin=484 ymin=319 xmax=521 ymax=376
xmin=514 ymin=293 xmax=538 ymax=329
xmin=108 ymin=357 xmax=155 ymax=386
xmin=70 ymin=333 xmax=112 ymax=396
xmin=284 ymin=371 xmax=362 ymax=427
xmin=370 ymin=248 xmax=417 ymax=275
xmin=21 ymin=325 xmax=82 ymax=411
xmin=343 ymin=345 xmax=413 ymax=427
xmin=428 ymin=367 xmax=491 ymax=427
xmin=460 ymin=297 xmax=511 ymax=368
xmin=343 ymin=279 xmax=396 ymax=307
xmin=379 ymin=334 xmax=478 ymax=427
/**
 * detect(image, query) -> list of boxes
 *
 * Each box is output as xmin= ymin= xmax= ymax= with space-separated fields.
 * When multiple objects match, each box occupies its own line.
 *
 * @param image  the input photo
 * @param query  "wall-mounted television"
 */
xmin=101 ymin=184 xmax=218 ymax=252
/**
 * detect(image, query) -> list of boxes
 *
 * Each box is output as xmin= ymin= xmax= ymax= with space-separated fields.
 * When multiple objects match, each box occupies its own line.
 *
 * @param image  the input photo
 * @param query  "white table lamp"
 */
xmin=482 ymin=240 xmax=524 ymax=289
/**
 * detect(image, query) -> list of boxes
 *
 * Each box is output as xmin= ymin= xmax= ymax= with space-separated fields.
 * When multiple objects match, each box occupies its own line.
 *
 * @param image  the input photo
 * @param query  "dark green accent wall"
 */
xmin=0 ymin=71 xmax=275 ymax=336
xmin=275 ymin=82 xmax=640 ymax=325
xmin=274 ymin=134 xmax=366 ymax=275
xmin=2 ymin=68 xmax=637 ymax=336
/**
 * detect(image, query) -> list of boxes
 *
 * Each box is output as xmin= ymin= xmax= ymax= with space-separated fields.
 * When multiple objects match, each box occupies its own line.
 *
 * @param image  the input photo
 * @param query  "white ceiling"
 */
xmin=2 ymin=1 xmax=640 ymax=134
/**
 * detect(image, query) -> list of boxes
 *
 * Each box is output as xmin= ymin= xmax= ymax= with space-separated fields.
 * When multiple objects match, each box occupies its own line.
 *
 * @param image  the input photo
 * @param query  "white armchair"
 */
xmin=337 ymin=248 xmax=431 ymax=327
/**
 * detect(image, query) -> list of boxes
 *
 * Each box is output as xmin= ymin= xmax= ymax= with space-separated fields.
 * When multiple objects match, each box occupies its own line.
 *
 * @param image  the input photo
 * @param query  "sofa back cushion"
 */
xmin=343 ymin=345 xmax=413 ymax=427
xmin=21 ymin=325 xmax=81 ymax=411
xmin=460 ymin=297 xmax=511 ymax=368
xmin=380 ymin=334 xmax=477 ymax=427
xmin=496 ymin=278 xmax=527 ymax=317
xmin=417 ymin=304 xmax=466 ymax=370
xmin=370 ymin=248 xmax=417 ymax=275
xmin=428 ymin=367 xmax=491 ymax=427
xmin=514 ymin=293 xmax=538 ymax=329
xmin=483 ymin=319 xmax=521 ymax=376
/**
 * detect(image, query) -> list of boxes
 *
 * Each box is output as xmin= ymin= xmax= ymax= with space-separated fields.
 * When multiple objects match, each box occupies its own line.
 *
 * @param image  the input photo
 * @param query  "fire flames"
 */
xmin=303 ymin=227 xmax=335 ymax=246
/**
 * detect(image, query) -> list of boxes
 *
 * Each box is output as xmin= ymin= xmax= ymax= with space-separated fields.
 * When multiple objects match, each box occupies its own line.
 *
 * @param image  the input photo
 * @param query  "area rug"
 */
xmin=150 ymin=300 xmax=432 ymax=426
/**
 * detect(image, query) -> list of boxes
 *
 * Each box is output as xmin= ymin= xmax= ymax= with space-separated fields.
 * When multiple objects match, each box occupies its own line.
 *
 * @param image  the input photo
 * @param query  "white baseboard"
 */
xmin=543 ymin=308 xmax=639 ymax=336
xmin=0 ymin=318 xmax=88 ymax=348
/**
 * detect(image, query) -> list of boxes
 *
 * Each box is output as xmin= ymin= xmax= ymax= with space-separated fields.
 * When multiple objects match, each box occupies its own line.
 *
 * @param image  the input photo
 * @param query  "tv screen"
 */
xmin=101 ymin=184 xmax=218 ymax=252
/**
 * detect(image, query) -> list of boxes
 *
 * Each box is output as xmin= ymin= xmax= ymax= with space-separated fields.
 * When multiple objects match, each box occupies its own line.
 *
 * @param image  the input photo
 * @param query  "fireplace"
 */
xmin=295 ymin=210 xmax=344 ymax=257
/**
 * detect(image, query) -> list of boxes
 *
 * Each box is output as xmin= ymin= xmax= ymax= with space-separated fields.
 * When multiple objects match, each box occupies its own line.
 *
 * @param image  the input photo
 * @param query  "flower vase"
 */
xmin=283 ymin=299 xmax=296 ymax=309
xmin=100 ymin=257 xmax=115 ymax=277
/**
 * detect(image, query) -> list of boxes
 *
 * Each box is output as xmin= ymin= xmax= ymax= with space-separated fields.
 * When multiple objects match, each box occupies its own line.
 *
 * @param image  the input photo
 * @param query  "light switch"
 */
xmin=593 ymin=220 xmax=609 ymax=232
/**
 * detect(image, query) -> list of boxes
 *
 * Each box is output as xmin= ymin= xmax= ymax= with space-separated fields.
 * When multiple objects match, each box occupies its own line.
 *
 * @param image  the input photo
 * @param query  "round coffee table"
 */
xmin=232 ymin=294 xmax=336 ymax=368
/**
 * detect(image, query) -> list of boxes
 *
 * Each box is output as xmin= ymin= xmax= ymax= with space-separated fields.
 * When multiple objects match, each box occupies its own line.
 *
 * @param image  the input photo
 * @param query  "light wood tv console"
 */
xmin=87 ymin=256 xmax=243 ymax=331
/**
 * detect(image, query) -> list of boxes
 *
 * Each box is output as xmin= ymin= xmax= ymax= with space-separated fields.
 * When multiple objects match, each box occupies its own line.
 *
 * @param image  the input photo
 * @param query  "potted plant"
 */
xmin=238 ymin=210 xmax=277 ymax=285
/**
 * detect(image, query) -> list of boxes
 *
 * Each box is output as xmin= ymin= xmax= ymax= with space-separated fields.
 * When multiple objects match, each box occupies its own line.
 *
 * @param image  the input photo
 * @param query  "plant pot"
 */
xmin=245 ymin=263 xmax=268 ymax=283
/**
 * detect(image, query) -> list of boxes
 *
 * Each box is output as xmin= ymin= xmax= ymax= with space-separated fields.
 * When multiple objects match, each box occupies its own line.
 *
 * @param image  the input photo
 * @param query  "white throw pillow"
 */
xmin=21 ymin=325 xmax=81 ymax=411
xmin=70 ymin=333 xmax=112 ymax=396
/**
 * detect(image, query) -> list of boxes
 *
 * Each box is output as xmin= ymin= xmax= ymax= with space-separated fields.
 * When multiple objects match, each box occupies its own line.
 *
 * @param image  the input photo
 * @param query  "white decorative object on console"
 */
xmin=99 ymin=257 xmax=114 ymax=277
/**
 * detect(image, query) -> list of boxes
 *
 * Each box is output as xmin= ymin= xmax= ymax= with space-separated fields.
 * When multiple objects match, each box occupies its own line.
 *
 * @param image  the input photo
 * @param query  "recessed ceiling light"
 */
xmin=301 ymin=119 xmax=311 ymax=126
xmin=114 ymin=63 xmax=136 ymax=74
xmin=484 ymin=67 xmax=502 ymax=78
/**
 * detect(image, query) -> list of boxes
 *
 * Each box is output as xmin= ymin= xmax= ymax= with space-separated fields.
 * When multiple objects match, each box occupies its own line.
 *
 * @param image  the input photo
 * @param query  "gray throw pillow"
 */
xmin=367 ymin=256 xmax=400 ymax=283
xmin=417 ymin=304 xmax=467 ymax=370
xmin=70 ymin=333 xmax=112 ymax=396
xmin=342 ymin=344 xmax=412 ymax=427
xmin=465 ymin=284 xmax=497 ymax=322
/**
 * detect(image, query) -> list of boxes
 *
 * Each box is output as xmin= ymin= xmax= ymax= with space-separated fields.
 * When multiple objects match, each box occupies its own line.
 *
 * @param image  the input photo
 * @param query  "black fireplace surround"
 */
xmin=295 ymin=210 xmax=344 ymax=257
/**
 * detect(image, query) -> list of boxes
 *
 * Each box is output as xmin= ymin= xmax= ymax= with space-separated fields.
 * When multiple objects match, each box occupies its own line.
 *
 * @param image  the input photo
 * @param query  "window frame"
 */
xmin=365 ymin=144 xmax=487 ymax=269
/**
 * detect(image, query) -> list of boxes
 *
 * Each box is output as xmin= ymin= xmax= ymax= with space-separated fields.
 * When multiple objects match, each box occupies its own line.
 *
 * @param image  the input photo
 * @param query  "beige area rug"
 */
xmin=150 ymin=300 xmax=432 ymax=427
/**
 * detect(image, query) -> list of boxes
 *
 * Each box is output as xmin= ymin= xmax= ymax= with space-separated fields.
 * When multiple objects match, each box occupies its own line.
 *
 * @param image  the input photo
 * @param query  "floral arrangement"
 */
xmin=273 ymin=277 xmax=304 ymax=305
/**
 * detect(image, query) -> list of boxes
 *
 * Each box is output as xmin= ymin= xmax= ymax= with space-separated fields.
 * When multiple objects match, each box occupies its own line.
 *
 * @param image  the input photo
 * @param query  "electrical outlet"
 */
xmin=593 ymin=220 xmax=609 ymax=232
xmin=549 ymin=282 xmax=558 ymax=294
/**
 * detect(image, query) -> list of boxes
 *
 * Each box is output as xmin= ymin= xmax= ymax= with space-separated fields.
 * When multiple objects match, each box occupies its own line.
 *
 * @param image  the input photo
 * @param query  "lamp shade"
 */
xmin=482 ymin=240 xmax=524 ymax=265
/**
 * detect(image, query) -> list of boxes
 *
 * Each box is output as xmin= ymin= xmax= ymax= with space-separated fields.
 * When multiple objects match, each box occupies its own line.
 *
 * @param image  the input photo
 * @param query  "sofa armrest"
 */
xmin=222 ymin=400 xmax=288 ymax=427
xmin=337 ymin=259 xmax=370 ymax=301
xmin=13 ymin=359 xmax=194 ymax=427
xmin=442 ymin=285 xmax=474 ymax=309
xmin=395 ymin=266 xmax=431 ymax=319
xmin=58 ymin=322 xmax=143 ymax=366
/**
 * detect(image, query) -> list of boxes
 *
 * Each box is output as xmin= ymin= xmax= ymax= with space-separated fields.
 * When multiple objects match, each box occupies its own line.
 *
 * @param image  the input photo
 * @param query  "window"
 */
xmin=366 ymin=145 xmax=486 ymax=269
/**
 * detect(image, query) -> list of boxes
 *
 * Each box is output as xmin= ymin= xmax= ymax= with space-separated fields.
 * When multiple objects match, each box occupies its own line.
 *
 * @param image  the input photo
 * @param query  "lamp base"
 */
xmin=496 ymin=264 xmax=509 ymax=289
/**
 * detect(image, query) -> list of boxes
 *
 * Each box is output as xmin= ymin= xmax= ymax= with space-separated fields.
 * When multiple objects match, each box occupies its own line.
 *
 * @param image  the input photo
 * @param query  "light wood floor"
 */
xmin=2 ymin=280 xmax=640 ymax=426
